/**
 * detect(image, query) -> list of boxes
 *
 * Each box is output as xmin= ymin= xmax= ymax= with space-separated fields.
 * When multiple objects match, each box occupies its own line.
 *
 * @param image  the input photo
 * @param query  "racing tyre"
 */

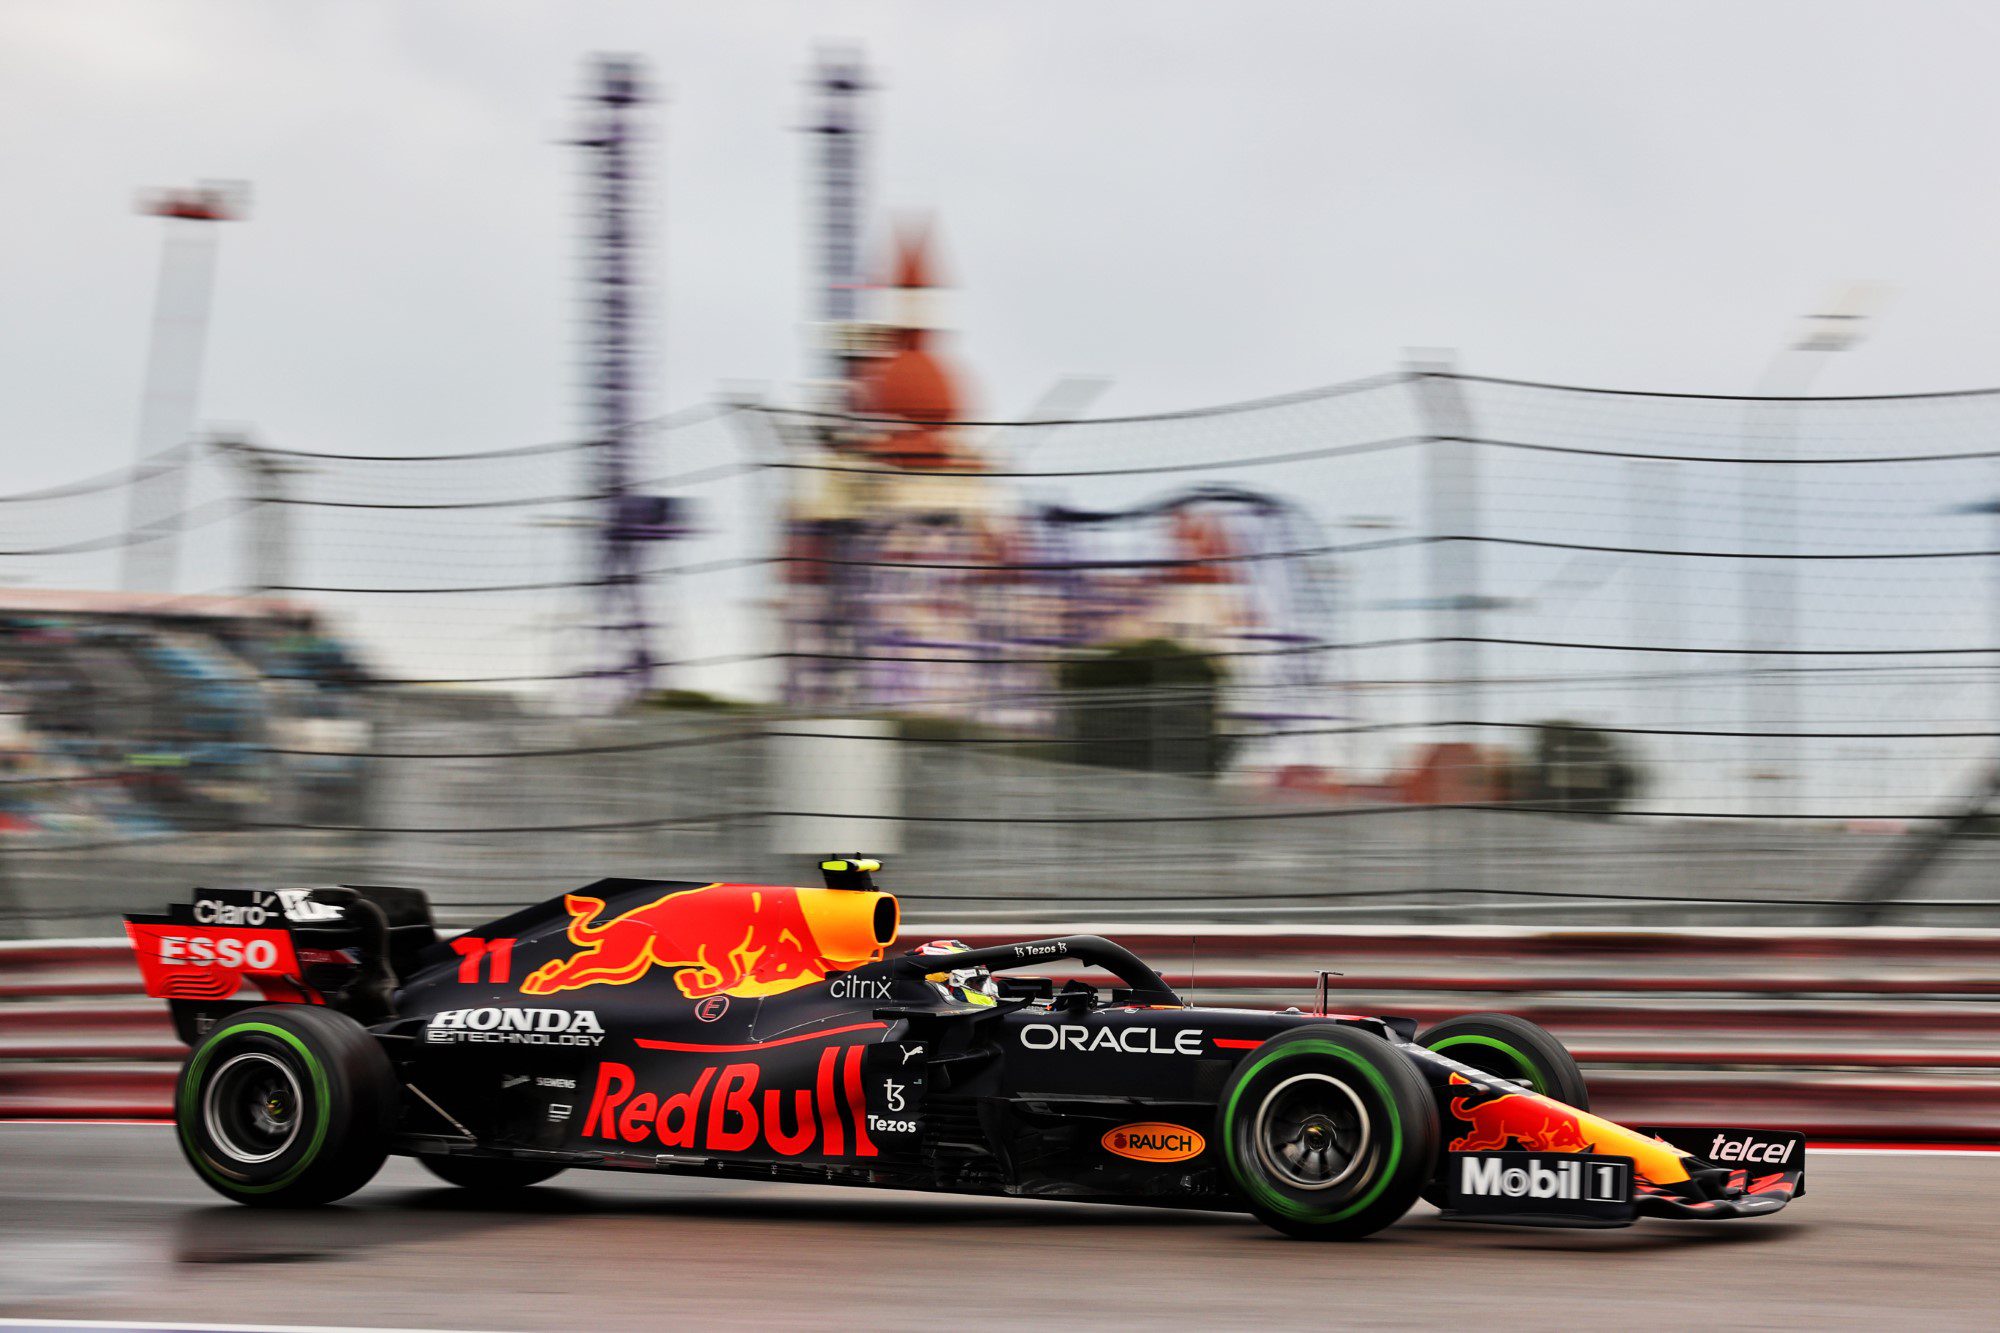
xmin=176 ymin=1005 xmax=397 ymax=1207
xmin=1218 ymin=1025 xmax=1438 ymax=1240
xmin=1415 ymin=1013 xmax=1588 ymax=1109
xmin=419 ymin=1156 xmax=567 ymax=1192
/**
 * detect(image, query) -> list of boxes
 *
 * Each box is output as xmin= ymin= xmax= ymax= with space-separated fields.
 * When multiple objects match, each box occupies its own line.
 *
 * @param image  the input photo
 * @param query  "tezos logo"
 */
xmin=695 ymin=995 xmax=730 ymax=1023
xmin=1708 ymin=1134 xmax=1797 ymax=1165
xmin=1102 ymin=1123 xmax=1204 ymax=1162
xmin=1018 ymin=1024 xmax=1203 ymax=1056
xmin=425 ymin=1007 xmax=605 ymax=1046
xmin=828 ymin=975 xmax=891 ymax=1001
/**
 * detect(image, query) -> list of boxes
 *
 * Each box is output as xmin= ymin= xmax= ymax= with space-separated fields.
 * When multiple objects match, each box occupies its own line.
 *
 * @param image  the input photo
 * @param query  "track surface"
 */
xmin=1 ymin=1127 xmax=1996 ymax=1330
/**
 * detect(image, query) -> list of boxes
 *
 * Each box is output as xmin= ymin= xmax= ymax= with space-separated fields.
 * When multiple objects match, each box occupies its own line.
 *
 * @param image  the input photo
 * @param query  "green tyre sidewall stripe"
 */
xmin=179 ymin=1021 xmax=333 ymax=1194
xmin=1224 ymin=1038 xmax=1405 ymax=1224
xmin=1426 ymin=1034 xmax=1546 ymax=1093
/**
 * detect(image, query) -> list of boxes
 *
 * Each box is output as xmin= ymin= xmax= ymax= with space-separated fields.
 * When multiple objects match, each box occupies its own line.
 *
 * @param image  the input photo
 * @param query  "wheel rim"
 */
xmin=203 ymin=1052 xmax=303 ymax=1164
xmin=1252 ymin=1072 xmax=1371 ymax=1191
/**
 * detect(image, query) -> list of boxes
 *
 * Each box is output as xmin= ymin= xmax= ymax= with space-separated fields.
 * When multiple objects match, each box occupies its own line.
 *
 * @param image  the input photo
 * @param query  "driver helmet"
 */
xmin=915 ymin=939 xmax=998 ymax=1007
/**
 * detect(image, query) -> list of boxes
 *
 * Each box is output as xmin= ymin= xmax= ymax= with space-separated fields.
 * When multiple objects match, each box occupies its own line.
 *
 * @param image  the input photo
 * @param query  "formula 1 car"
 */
xmin=126 ymin=859 xmax=1803 ymax=1239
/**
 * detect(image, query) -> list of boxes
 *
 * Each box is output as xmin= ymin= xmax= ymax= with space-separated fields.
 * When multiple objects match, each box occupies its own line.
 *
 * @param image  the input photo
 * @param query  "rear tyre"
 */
xmin=176 ymin=1005 xmax=397 ymax=1207
xmin=1217 ymin=1025 xmax=1438 ymax=1240
xmin=1416 ymin=1013 xmax=1587 ymax=1109
xmin=419 ymin=1156 xmax=567 ymax=1192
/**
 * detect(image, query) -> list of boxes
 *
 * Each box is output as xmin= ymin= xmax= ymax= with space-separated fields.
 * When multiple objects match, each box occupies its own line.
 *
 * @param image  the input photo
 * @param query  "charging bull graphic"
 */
xmin=521 ymin=882 xmax=898 ymax=999
xmin=1446 ymin=1072 xmax=1589 ymax=1153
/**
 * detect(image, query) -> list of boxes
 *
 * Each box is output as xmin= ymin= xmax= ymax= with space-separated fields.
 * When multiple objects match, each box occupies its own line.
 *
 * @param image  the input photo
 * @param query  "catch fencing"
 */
xmin=10 ymin=369 xmax=2000 ymax=929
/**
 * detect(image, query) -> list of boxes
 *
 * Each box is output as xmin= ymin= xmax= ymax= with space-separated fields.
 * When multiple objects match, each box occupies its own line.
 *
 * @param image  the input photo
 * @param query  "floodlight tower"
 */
xmin=120 ymin=182 xmax=247 ymax=593
xmin=807 ymin=48 xmax=869 ymax=403
xmin=1742 ymin=285 xmax=1885 ymax=812
xmin=577 ymin=56 xmax=659 ymax=698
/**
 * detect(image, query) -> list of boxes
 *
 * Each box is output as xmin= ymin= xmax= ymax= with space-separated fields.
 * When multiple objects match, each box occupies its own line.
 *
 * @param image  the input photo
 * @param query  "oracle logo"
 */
xmin=1018 ymin=1024 xmax=1204 ymax=1056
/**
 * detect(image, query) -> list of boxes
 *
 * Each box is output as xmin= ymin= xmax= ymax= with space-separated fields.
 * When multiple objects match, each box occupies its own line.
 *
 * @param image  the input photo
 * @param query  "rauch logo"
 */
xmin=1101 ymin=1122 xmax=1205 ymax=1162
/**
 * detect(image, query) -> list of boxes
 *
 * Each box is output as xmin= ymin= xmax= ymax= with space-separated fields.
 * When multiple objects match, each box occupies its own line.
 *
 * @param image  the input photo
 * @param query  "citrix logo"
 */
xmin=1709 ymin=1134 xmax=1797 ymax=1165
xmin=828 ymin=976 xmax=892 ymax=1001
xmin=1018 ymin=1024 xmax=1204 ymax=1056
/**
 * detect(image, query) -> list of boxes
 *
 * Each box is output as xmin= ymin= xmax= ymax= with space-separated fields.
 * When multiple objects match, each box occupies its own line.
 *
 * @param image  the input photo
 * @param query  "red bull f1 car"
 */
xmin=125 ymin=860 xmax=1803 ymax=1239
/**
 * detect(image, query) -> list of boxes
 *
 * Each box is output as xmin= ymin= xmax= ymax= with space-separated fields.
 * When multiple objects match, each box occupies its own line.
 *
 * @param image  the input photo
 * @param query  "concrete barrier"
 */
xmin=6 ymin=929 xmax=1997 ymax=1139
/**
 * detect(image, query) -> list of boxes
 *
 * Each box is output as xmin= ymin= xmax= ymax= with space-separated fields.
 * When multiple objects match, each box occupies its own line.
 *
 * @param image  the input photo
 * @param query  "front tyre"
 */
xmin=1217 ymin=1025 xmax=1437 ymax=1241
xmin=176 ymin=1006 xmax=397 ymax=1207
xmin=419 ymin=1156 xmax=567 ymax=1193
xmin=1415 ymin=1013 xmax=1588 ymax=1109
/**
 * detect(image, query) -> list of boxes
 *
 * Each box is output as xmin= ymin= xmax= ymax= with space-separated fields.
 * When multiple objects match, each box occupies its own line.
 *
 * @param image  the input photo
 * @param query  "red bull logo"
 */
xmin=583 ymin=1048 xmax=879 ymax=1158
xmin=520 ymin=882 xmax=898 ymax=999
xmin=1446 ymin=1072 xmax=1588 ymax=1153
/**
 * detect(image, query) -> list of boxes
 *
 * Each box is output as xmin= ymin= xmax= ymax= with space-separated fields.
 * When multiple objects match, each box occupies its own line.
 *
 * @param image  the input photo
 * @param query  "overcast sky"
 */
xmin=5 ymin=0 xmax=2000 ymax=497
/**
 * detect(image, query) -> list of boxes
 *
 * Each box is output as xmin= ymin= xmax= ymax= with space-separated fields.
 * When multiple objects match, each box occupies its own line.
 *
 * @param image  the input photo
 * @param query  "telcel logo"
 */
xmin=1460 ymin=1156 xmax=1586 ymax=1200
xmin=1709 ymin=1134 xmax=1797 ymax=1165
xmin=1018 ymin=1024 xmax=1203 ymax=1056
xmin=1102 ymin=1122 xmax=1205 ymax=1162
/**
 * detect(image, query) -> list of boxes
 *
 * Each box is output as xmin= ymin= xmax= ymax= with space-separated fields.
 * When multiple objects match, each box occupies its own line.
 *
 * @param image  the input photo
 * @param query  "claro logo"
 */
xmin=1102 ymin=1122 xmax=1205 ymax=1162
xmin=1018 ymin=1024 xmax=1203 ymax=1056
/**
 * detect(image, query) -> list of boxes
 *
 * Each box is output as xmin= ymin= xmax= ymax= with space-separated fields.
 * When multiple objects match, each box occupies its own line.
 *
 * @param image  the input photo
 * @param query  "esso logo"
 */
xmin=159 ymin=934 xmax=279 ymax=971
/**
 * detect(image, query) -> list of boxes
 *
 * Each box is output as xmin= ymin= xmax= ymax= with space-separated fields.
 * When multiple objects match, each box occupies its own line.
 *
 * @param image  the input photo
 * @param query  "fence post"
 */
xmin=1408 ymin=351 xmax=1484 ymax=898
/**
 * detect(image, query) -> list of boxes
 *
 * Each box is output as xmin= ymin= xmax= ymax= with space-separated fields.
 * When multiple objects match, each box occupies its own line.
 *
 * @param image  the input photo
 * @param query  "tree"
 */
xmin=1057 ymin=639 xmax=1229 ymax=777
xmin=1512 ymin=719 xmax=1643 ymax=816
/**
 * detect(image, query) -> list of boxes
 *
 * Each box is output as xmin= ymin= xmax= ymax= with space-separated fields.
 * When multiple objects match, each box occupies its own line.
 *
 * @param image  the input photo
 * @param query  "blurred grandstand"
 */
xmin=0 ymin=590 xmax=367 ymax=846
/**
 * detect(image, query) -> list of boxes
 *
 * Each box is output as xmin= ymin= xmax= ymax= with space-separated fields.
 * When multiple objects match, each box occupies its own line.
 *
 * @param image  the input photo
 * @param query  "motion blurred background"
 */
xmin=6 ymin=1 xmax=2000 ymax=1135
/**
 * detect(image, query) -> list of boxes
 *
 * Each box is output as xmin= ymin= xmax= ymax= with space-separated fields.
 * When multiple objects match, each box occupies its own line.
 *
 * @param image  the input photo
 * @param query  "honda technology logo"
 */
xmin=1459 ymin=1155 xmax=1627 ymax=1203
xmin=1709 ymin=1133 xmax=1798 ymax=1165
xmin=1018 ymin=1024 xmax=1203 ymax=1056
xmin=426 ymin=1008 xmax=606 ymax=1046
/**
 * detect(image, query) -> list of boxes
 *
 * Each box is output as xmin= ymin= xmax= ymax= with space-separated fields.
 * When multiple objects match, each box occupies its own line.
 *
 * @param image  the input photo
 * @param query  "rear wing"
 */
xmin=125 ymin=885 xmax=436 ymax=1038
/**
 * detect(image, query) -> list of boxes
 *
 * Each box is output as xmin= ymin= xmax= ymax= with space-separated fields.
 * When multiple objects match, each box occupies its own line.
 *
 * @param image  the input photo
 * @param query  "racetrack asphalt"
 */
xmin=1 ymin=1126 xmax=1995 ymax=1331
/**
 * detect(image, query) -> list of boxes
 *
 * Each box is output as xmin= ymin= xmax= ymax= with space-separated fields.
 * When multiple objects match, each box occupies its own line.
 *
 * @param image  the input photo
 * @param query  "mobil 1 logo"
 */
xmin=1445 ymin=1151 xmax=1636 ymax=1226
